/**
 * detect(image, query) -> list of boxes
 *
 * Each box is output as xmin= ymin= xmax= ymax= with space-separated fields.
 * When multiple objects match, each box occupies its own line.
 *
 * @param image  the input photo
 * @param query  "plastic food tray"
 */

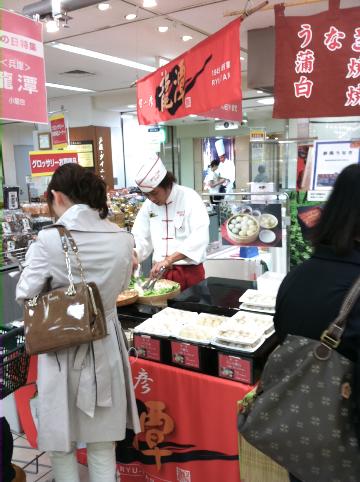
xmin=238 ymin=289 xmax=276 ymax=309
xmin=212 ymin=337 xmax=265 ymax=354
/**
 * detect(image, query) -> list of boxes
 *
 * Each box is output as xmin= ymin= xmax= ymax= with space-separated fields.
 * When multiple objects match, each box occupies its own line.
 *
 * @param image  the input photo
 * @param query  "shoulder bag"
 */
xmin=238 ymin=275 xmax=360 ymax=482
xmin=24 ymin=226 xmax=107 ymax=355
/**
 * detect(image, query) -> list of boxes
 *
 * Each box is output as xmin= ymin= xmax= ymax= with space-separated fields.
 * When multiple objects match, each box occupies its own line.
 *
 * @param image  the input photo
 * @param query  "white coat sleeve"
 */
xmin=16 ymin=230 xmax=51 ymax=304
xmin=131 ymin=203 xmax=153 ymax=263
xmin=177 ymin=195 xmax=210 ymax=264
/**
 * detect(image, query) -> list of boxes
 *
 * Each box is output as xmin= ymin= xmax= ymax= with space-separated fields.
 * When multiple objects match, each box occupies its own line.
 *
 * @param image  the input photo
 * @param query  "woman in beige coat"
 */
xmin=16 ymin=164 xmax=140 ymax=482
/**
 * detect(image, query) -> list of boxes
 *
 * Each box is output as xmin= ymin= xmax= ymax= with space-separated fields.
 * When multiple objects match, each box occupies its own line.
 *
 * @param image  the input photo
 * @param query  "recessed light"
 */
xmin=158 ymin=26 xmax=169 ymax=33
xmin=182 ymin=35 xmax=193 ymax=42
xmin=257 ymin=90 xmax=263 ymax=94
xmin=257 ymin=97 xmax=275 ymax=105
xmin=45 ymin=82 xmax=95 ymax=92
xmin=242 ymin=118 xmax=248 ymax=123
xmin=50 ymin=42 xmax=156 ymax=72
xmin=143 ymin=0 xmax=157 ymax=7
xmin=97 ymin=2 xmax=110 ymax=11
xmin=127 ymin=104 xmax=136 ymax=108
xmin=189 ymin=114 xmax=197 ymax=118
xmin=125 ymin=13 xmax=137 ymax=20
xmin=46 ymin=19 xmax=59 ymax=33
xmin=240 ymin=56 xmax=245 ymax=60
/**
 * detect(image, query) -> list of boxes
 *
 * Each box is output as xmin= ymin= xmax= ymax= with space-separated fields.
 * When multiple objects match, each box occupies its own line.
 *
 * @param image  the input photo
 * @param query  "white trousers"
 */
xmin=48 ymin=441 xmax=117 ymax=482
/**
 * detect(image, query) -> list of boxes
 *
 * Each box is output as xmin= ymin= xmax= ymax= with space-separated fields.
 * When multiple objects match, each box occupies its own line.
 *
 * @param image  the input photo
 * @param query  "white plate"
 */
xmin=240 ymin=303 xmax=276 ymax=315
xmin=259 ymin=229 xmax=276 ymax=243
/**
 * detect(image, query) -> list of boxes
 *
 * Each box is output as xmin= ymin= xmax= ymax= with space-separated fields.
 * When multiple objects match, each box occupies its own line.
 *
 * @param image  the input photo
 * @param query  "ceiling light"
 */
xmin=45 ymin=82 xmax=95 ymax=92
xmin=46 ymin=19 xmax=59 ymax=33
xmin=257 ymin=90 xmax=264 ymax=94
xmin=97 ymin=2 xmax=110 ymax=11
xmin=127 ymin=104 xmax=136 ymax=108
xmin=125 ymin=13 xmax=137 ymax=20
xmin=240 ymin=56 xmax=245 ymax=61
xmin=242 ymin=118 xmax=248 ymax=123
xmin=257 ymin=97 xmax=275 ymax=105
xmin=50 ymin=42 xmax=156 ymax=72
xmin=143 ymin=0 xmax=157 ymax=7
xmin=182 ymin=35 xmax=193 ymax=42
xmin=158 ymin=57 xmax=169 ymax=67
xmin=189 ymin=114 xmax=197 ymax=118
xmin=158 ymin=26 xmax=169 ymax=33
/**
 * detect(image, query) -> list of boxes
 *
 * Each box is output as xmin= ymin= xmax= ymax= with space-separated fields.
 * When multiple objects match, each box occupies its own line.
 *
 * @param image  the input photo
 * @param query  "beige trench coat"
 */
xmin=16 ymin=204 xmax=141 ymax=452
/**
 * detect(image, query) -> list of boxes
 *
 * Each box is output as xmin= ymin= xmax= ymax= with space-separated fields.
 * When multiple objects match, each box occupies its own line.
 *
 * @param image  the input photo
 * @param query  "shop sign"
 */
xmin=273 ymin=0 xmax=360 ymax=118
xmin=50 ymin=113 xmax=68 ymax=149
xmin=29 ymin=150 xmax=78 ymax=177
xmin=98 ymin=135 xmax=105 ymax=180
xmin=137 ymin=18 xmax=242 ymax=125
xmin=69 ymin=140 xmax=94 ymax=168
xmin=250 ymin=128 xmax=266 ymax=142
xmin=310 ymin=140 xmax=360 ymax=191
xmin=0 ymin=9 xmax=47 ymax=124
xmin=307 ymin=191 xmax=329 ymax=202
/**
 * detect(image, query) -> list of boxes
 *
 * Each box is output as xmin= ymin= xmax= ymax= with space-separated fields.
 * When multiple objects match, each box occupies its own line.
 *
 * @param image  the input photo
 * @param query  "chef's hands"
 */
xmin=150 ymin=258 xmax=172 ymax=279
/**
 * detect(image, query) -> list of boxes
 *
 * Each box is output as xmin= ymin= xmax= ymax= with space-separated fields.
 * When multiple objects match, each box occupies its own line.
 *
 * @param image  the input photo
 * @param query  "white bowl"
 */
xmin=259 ymin=229 xmax=276 ymax=243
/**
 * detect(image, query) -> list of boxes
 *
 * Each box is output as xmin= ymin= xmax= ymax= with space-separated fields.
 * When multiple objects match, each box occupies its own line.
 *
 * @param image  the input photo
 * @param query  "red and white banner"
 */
xmin=273 ymin=0 xmax=360 ymax=118
xmin=29 ymin=150 xmax=78 ymax=177
xmin=50 ymin=113 xmax=68 ymax=149
xmin=0 ymin=9 xmax=47 ymax=124
xmin=137 ymin=18 xmax=242 ymax=125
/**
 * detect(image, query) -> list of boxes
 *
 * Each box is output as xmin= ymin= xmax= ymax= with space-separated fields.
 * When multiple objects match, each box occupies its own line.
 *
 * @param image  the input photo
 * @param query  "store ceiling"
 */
xmin=3 ymin=0 xmax=359 ymax=120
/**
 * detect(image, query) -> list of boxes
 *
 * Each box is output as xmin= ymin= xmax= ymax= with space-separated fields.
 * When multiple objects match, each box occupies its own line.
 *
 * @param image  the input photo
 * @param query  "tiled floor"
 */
xmin=12 ymin=433 xmax=89 ymax=482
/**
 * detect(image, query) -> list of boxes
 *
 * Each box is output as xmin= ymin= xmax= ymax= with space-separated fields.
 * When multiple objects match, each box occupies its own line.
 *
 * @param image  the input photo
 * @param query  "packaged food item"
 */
xmin=196 ymin=313 xmax=226 ymax=328
xmin=239 ymin=289 xmax=277 ymax=309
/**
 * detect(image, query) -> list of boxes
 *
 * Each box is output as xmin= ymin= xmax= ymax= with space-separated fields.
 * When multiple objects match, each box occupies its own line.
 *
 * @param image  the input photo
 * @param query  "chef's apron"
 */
xmin=164 ymin=264 xmax=205 ymax=291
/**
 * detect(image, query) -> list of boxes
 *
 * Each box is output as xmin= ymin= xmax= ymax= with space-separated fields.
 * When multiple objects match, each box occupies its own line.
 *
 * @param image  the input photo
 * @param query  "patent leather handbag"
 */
xmin=238 ymin=275 xmax=360 ymax=482
xmin=24 ymin=226 xmax=107 ymax=355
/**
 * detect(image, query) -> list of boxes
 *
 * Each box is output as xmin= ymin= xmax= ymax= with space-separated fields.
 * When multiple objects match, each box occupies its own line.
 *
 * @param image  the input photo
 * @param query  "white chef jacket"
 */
xmin=204 ymin=170 xmax=221 ymax=195
xmin=132 ymin=184 xmax=210 ymax=265
xmin=218 ymin=158 xmax=235 ymax=193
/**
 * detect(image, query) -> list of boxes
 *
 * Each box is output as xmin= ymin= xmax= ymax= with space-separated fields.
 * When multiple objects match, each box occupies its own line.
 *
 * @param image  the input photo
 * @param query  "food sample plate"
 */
xmin=259 ymin=229 xmax=276 ymax=244
xmin=259 ymin=213 xmax=278 ymax=229
xmin=116 ymin=289 xmax=139 ymax=307
xmin=238 ymin=289 xmax=276 ymax=309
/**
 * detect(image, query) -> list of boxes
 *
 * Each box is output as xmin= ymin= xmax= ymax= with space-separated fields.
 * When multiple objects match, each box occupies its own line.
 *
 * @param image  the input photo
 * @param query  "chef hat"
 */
xmin=135 ymin=155 xmax=167 ymax=192
xmin=215 ymin=139 xmax=225 ymax=157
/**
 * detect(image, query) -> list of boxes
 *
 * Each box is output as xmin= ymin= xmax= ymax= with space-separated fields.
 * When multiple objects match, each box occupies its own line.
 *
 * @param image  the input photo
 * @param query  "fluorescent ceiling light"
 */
xmin=143 ymin=0 xmax=157 ymax=7
xmin=159 ymin=57 xmax=169 ymax=67
xmin=257 ymin=97 xmax=275 ymax=105
xmin=50 ymin=42 xmax=156 ymax=73
xmin=97 ymin=2 xmax=111 ymax=11
xmin=125 ymin=13 xmax=137 ymax=20
xmin=127 ymin=104 xmax=136 ymax=108
xmin=158 ymin=26 xmax=169 ymax=33
xmin=189 ymin=114 xmax=197 ymax=118
xmin=46 ymin=19 xmax=59 ymax=33
xmin=45 ymin=82 xmax=95 ymax=92
xmin=257 ymin=90 xmax=263 ymax=94
xmin=240 ymin=56 xmax=245 ymax=60
xmin=182 ymin=35 xmax=193 ymax=42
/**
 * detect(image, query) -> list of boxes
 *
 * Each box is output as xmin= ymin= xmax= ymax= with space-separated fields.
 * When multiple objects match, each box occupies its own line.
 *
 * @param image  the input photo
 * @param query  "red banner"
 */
xmin=50 ymin=113 xmax=68 ymax=149
xmin=29 ymin=150 xmax=78 ymax=177
xmin=273 ymin=0 xmax=360 ymax=118
xmin=137 ymin=19 xmax=242 ymax=125
xmin=0 ymin=9 xmax=48 ymax=124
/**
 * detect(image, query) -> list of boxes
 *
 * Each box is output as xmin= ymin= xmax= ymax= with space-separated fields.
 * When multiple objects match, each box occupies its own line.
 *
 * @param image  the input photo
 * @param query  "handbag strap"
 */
xmin=320 ymin=273 xmax=360 ymax=350
xmin=52 ymin=225 xmax=88 ymax=293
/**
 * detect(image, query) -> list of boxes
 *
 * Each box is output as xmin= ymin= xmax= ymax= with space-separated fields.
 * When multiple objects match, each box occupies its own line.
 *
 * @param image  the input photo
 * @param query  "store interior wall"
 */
xmin=2 ymin=123 xmax=34 ymax=186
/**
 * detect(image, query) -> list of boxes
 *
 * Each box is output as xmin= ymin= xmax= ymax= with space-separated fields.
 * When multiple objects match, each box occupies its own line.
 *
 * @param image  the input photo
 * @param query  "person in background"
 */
xmin=203 ymin=160 xmax=226 ymax=204
xmin=132 ymin=155 xmax=209 ymax=291
xmin=16 ymin=164 xmax=140 ymax=482
xmin=1 ymin=418 xmax=26 ymax=481
xmin=253 ymin=164 xmax=269 ymax=183
xmin=215 ymin=139 xmax=235 ymax=194
xmin=273 ymin=164 xmax=360 ymax=482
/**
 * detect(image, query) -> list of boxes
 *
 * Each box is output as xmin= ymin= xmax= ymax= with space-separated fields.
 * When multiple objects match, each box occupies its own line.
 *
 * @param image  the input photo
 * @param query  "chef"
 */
xmin=132 ymin=155 xmax=209 ymax=291
xmin=215 ymin=138 xmax=235 ymax=194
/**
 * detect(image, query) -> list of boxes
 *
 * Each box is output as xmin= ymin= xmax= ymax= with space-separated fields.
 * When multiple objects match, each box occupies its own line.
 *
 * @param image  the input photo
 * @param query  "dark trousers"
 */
xmin=1 ymin=417 xmax=16 ymax=482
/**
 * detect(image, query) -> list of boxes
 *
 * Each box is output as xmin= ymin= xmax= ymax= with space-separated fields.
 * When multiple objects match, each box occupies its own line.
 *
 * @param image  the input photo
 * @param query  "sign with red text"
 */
xmin=137 ymin=18 xmax=242 ymax=125
xmin=29 ymin=150 xmax=78 ymax=177
xmin=0 ymin=9 xmax=47 ymax=123
xmin=50 ymin=113 xmax=68 ymax=149
xmin=273 ymin=0 xmax=360 ymax=118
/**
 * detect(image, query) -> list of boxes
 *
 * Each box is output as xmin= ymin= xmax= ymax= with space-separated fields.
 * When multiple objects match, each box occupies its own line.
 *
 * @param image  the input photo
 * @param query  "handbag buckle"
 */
xmin=27 ymin=296 xmax=38 ymax=307
xmin=320 ymin=330 xmax=340 ymax=349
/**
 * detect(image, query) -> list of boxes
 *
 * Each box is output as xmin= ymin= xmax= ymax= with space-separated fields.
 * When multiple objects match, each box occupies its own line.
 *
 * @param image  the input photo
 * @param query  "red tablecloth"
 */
xmin=16 ymin=356 xmax=254 ymax=482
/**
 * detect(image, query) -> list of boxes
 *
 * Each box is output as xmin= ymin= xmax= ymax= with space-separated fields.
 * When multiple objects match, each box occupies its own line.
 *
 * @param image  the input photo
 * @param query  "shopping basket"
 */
xmin=0 ymin=325 xmax=30 ymax=399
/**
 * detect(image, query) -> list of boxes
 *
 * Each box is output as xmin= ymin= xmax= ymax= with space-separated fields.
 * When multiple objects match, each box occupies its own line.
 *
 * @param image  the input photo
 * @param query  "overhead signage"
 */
xmin=273 ymin=0 xmax=360 ymax=118
xmin=29 ymin=150 xmax=78 ymax=177
xmin=0 ymin=9 xmax=47 ymax=124
xmin=250 ymin=128 xmax=266 ymax=142
xmin=50 ymin=113 xmax=68 ymax=149
xmin=310 ymin=140 xmax=360 ymax=191
xmin=69 ymin=141 xmax=94 ymax=168
xmin=137 ymin=18 xmax=242 ymax=125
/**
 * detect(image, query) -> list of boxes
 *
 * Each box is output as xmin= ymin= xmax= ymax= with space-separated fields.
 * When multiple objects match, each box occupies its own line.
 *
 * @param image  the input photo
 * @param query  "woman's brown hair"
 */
xmin=47 ymin=164 xmax=109 ymax=219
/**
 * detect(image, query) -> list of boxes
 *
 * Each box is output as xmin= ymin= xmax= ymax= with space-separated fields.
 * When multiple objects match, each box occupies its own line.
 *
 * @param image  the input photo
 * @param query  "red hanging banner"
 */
xmin=0 ymin=9 xmax=48 ymax=124
xmin=137 ymin=18 xmax=242 ymax=125
xmin=273 ymin=0 xmax=360 ymax=118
